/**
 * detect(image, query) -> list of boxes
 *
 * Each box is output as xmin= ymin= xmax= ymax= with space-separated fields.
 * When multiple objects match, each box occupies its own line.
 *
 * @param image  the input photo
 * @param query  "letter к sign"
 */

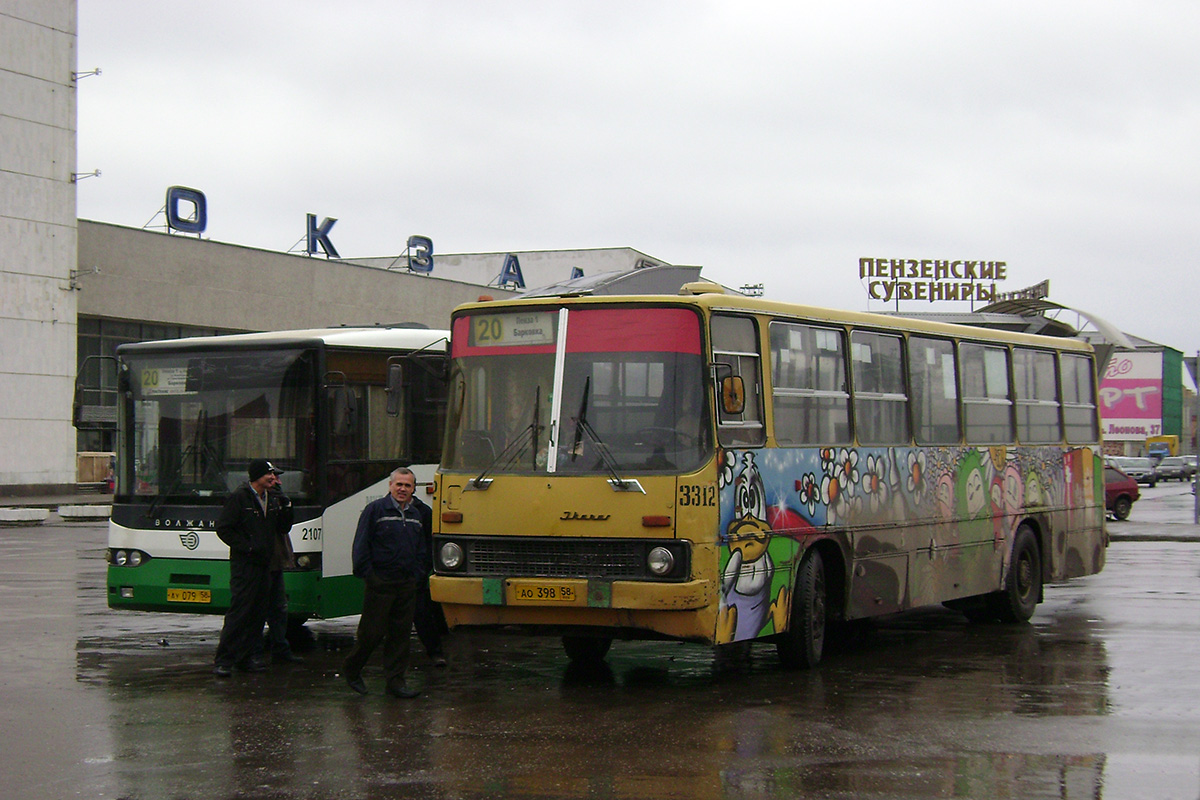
xmin=306 ymin=213 xmax=340 ymax=258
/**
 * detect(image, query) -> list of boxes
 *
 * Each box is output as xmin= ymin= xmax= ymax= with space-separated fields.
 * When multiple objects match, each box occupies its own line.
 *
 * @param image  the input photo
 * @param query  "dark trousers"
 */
xmin=414 ymin=577 xmax=446 ymax=657
xmin=215 ymin=558 xmax=271 ymax=668
xmin=250 ymin=570 xmax=292 ymax=659
xmin=343 ymin=574 xmax=418 ymax=687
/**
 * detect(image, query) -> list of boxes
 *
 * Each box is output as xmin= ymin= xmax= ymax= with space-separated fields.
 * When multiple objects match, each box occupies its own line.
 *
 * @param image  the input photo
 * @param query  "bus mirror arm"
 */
xmin=72 ymin=355 xmax=119 ymax=430
xmin=404 ymin=337 xmax=450 ymax=381
xmin=710 ymin=362 xmax=745 ymax=415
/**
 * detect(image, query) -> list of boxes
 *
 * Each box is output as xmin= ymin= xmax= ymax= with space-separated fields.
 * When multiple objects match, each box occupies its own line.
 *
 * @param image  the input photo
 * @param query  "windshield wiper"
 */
xmin=147 ymin=442 xmax=203 ymax=517
xmin=146 ymin=410 xmax=225 ymax=516
xmin=469 ymin=386 xmax=543 ymax=490
xmin=569 ymin=377 xmax=643 ymax=493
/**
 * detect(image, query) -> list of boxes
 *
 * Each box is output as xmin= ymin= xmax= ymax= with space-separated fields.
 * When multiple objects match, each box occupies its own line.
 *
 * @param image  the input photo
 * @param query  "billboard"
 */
xmin=1099 ymin=351 xmax=1163 ymax=441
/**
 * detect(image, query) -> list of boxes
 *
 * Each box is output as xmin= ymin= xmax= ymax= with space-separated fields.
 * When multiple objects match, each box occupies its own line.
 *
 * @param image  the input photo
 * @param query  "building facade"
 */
xmin=0 ymin=1 xmax=78 ymax=490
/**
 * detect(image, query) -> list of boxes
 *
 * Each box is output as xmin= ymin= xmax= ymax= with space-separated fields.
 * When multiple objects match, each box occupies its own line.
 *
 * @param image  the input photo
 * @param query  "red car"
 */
xmin=1105 ymin=466 xmax=1140 ymax=521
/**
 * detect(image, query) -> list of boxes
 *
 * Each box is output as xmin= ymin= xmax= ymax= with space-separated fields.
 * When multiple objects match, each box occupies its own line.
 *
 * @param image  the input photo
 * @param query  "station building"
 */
xmin=3 ymin=0 xmax=1192 ymax=497
xmin=5 ymin=0 xmax=724 ymax=495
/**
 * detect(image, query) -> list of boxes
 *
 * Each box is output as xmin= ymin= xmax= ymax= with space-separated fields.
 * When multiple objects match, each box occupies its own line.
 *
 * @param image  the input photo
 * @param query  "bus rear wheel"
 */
xmin=562 ymin=635 xmax=612 ymax=664
xmin=776 ymin=549 xmax=827 ymax=669
xmin=991 ymin=525 xmax=1042 ymax=623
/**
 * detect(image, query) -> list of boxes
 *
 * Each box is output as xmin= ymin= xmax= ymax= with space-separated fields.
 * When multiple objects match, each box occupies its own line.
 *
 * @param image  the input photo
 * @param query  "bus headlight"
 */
xmin=109 ymin=548 xmax=148 ymax=567
xmin=647 ymin=546 xmax=675 ymax=576
xmin=287 ymin=552 xmax=319 ymax=572
xmin=439 ymin=542 xmax=464 ymax=570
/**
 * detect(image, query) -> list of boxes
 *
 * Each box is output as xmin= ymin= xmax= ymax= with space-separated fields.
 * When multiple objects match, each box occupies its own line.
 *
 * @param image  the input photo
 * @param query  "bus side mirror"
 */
xmin=721 ymin=376 xmax=745 ymax=415
xmin=385 ymin=362 xmax=404 ymax=417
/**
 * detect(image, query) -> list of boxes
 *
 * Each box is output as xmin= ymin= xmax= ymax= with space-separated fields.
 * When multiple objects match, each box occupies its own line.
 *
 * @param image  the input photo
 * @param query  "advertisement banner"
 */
xmin=1099 ymin=351 xmax=1163 ymax=440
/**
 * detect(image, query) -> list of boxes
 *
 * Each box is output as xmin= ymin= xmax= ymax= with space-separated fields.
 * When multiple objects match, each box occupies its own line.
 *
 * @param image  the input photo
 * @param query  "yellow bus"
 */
xmin=429 ymin=285 xmax=1106 ymax=666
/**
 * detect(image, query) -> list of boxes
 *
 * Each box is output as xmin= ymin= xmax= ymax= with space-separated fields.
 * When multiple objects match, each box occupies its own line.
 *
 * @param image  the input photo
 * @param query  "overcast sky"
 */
xmin=76 ymin=1 xmax=1200 ymax=359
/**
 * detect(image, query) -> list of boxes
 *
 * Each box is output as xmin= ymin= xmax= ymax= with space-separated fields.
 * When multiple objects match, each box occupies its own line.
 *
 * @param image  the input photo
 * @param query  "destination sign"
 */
xmin=139 ymin=366 xmax=191 ymax=396
xmin=471 ymin=313 xmax=556 ymax=347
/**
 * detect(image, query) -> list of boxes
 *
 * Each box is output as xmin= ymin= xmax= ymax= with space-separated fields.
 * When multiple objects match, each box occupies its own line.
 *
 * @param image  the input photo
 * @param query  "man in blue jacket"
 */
xmin=213 ymin=459 xmax=295 ymax=676
xmin=343 ymin=467 xmax=431 ymax=698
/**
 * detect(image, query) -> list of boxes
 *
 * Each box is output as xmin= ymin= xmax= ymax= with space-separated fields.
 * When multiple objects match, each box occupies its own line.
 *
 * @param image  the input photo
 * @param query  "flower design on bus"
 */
xmin=904 ymin=449 xmax=927 ymax=504
xmin=794 ymin=472 xmax=820 ymax=516
xmin=860 ymin=452 xmax=889 ymax=512
xmin=819 ymin=448 xmax=858 ymax=525
xmin=718 ymin=448 xmax=737 ymax=488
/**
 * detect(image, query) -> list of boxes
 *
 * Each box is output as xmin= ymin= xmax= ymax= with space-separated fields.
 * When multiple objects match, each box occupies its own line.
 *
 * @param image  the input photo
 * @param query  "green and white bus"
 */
xmin=105 ymin=327 xmax=447 ymax=626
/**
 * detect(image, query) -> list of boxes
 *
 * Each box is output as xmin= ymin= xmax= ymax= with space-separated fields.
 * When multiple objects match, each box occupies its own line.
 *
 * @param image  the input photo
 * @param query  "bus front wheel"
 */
xmin=991 ymin=525 xmax=1042 ymax=623
xmin=562 ymin=635 xmax=612 ymax=664
xmin=776 ymin=549 xmax=827 ymax=669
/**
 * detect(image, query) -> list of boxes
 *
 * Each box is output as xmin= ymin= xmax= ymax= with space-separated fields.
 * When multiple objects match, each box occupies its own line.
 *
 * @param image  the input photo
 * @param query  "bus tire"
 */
xmin=776 ymin=548 xmax=827 ymax=669
xmin=992 ymin=525 xmax=1041 ymax=623
xmin=562 ymin=635 xmax=612 ymax=664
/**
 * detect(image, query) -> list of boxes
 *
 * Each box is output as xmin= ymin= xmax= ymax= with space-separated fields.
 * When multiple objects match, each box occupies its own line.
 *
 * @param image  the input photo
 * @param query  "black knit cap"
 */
xmin=248 ymin=459 xmax=283 ymax=482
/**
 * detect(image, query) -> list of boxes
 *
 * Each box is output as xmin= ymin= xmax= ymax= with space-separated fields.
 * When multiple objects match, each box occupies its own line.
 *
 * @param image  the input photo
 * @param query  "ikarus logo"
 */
xmin=179 ymin=531 xmax=200 ymax=550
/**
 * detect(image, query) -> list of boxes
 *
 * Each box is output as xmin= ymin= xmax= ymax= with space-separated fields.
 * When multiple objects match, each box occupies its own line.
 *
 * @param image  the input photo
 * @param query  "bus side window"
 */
xmin=769 ymin=321 xmax=850 ymax=446
xmin=960 ymin=343 xmax=1013 ymax=444
xmin=711 ymin=315 xmax=764 ymax=447
xmin=1061 ymin=353 xmax=1098 ymax=444
xmin=1014 ymin=347 xmax=1062 ymax=444
xmin=851 ymin=330 xmax=909 ymax=445
xmin=908 ymin=336 xmax=959 ymax=444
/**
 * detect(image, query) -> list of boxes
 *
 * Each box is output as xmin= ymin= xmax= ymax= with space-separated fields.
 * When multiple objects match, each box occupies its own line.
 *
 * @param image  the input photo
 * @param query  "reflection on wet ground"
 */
xmin=3 ymin=521 xmax=1199 ymax=799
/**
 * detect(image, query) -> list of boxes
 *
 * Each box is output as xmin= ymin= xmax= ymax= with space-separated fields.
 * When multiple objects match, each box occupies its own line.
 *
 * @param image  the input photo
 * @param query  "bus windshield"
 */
xmin=443 ymin=306 xmax=711 ymax=475
xmin=122 ymin=348 xmax=317 ymax=503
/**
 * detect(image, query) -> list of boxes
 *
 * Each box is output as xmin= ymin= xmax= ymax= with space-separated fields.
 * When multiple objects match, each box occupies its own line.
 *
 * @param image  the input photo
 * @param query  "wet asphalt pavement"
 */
xmin=0 ymin=485 xmax=1198 ymax=799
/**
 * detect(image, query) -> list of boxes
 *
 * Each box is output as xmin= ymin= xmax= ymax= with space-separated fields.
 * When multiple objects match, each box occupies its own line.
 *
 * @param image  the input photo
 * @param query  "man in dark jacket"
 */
xmin=213 ymin=459 xmax=295 ymax=677
xmin=343 ymin=466 xmax=431 ymax=698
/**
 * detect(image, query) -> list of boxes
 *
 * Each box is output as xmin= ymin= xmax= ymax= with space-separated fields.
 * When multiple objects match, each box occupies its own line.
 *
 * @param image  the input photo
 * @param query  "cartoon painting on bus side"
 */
xmin=714 ymin=445 xmax=1102 ymax=644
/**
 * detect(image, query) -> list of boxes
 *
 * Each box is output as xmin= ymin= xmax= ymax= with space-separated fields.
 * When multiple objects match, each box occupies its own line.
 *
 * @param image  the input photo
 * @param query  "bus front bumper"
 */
xmin=429 ymin=575 xmax=718 ymax=642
